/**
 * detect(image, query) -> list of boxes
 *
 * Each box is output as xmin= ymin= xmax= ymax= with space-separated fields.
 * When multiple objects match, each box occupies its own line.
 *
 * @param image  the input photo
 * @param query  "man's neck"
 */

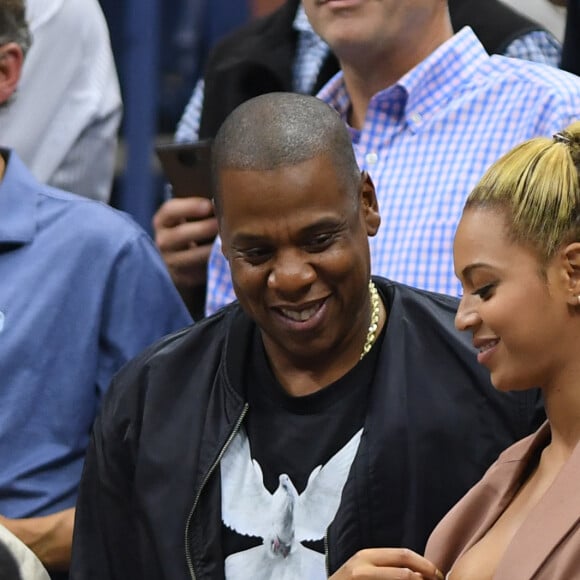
xmin=339 ymin=21 xmax=454 ymax=130
xmin=261 ymin=292 xmax=388 ymax=397
xmin=0 ymin=153 xmax=5 ymax=182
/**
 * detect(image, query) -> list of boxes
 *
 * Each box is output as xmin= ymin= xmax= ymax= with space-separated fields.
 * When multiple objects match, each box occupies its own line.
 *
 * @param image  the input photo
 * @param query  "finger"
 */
xmin=164 ymin=245 xmax=213 ymax=288
xmin=380 ymin=567 xmax=438 ymax=580
xmin=352 ymin=565 xmax=425 ymax=579
xmin=378 ymin=568 xmax=425 ymax=579
xmin=165 ymin=244 xmax=213 ymax=271
xmin=354 ymin=566 xmax=438 ymax=580
xmin=333 ymin=563 xmax=427 ymax=580
xmin=356 ymin=549 xmax=443 ymax=580
xmin=153 ymin=196 xmax=214 ymax=229
xmin=156 ymin=217 xmax=218 ymax=253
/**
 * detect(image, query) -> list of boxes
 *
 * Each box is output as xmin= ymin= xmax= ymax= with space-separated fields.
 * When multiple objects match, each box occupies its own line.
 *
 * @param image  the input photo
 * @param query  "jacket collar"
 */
xmin=496 ymin=423 xmax=580 ymax=577
xmin=451 ymin=424 xmax=552 ymax=561
xmin=452 ymin=422 xmax=580 ymax=577
xmin=0 ymin=150 xmax=38 ymax=246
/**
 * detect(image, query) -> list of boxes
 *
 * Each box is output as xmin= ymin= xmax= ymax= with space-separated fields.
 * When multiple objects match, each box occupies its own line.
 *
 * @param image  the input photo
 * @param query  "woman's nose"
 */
xmin=455 ymin=294 xmax=481 ymax=331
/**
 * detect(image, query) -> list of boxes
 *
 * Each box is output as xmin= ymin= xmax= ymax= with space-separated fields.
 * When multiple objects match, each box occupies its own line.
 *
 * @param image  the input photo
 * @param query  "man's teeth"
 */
xmin=479 ymin=339 xmax=499 ymax=353
xmin=280 ymin=304 xmax=320 ymax=322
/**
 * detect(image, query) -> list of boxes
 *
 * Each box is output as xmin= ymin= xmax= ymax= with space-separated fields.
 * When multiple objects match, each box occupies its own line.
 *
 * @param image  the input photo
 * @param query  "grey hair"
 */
xmin=211 ymin=92 xmax=361 ymax=214
xmin=0 ymin=0 xmax=32 ymax=56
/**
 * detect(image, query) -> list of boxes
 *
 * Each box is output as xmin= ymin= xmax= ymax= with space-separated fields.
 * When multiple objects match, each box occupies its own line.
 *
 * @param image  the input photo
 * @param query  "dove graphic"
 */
xmin=220 ymin=427 xmax=363 ymax=580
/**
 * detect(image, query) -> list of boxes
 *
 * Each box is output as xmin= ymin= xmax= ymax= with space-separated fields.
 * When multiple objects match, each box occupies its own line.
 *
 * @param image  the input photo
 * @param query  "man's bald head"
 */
xmin=211 ymin=92 xmax=361 ymax=215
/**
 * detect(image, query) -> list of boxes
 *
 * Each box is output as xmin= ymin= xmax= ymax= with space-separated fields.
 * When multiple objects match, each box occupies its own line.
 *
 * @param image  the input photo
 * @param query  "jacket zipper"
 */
xmin=184 ymin=403 xmax=249 ymax=580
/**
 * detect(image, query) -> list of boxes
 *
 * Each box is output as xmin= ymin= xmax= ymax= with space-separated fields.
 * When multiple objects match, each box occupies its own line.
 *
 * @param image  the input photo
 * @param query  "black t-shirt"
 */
xmin=221 ymin=323 xmax=385 ymax=565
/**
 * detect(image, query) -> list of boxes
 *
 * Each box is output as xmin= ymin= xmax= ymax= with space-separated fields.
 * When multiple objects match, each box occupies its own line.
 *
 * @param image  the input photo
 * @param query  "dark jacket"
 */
xmin=449 ymin=0 xmax=543 ymax=55
xmin=70 ymin=278 xmax=543 ymax=580
xmin=561 ymin=0 xmax=580 ymax=76
xmin=198 ymin=0 xmax=338 ymax=139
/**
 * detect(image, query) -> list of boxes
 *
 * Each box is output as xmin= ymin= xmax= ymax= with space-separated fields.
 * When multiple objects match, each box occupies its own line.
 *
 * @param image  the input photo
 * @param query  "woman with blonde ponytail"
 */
xmin=425 ymin=122 xmax=580 ymax=579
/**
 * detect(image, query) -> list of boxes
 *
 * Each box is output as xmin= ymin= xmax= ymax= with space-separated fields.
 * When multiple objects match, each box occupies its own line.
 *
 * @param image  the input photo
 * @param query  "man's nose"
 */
xmin=267 ymin=250 xmax=316 ymax=296
xmin=455 ymin=294 xmax=481 ymax=331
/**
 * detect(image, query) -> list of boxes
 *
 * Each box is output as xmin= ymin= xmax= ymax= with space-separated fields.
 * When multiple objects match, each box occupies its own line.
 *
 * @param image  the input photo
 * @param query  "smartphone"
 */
xmin=155 ymin=139 xmax=213 ymax=199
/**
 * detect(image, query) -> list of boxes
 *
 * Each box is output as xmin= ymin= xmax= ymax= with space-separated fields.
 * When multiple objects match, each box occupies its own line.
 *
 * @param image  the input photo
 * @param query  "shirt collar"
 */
xmin=0 ymin=150 xmax=38 ymax=245
xmin=398 ymin=27 xmax=489 ymax=126
xmin=293 ymin=2 xmax=313 ymax=34
xmin=25 ymin=0 xmax=64 ymax=32
xmin=318 ymin=27 xmax=490 ymax=130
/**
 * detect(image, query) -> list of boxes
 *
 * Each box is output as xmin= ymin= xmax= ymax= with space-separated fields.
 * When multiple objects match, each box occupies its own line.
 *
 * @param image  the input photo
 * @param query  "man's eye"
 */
xmin=306 ymin=233 xmax=334 ymax=251
xmin=240 ymin=248 xmax=272 ymax=264
xmin=472 ymin=283 xmax=495 ymax=300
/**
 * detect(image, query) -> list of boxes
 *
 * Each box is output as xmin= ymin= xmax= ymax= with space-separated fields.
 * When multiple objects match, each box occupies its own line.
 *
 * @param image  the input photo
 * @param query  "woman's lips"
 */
xmin=476 ymin=338 xmax=500 ymax=365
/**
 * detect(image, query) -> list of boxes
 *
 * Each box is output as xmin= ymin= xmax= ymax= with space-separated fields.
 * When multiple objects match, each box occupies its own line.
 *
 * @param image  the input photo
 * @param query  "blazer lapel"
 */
xmin=438 ymin=428 xmax=547 ymax=573
xmin=495 ymin=431 xmax=580 ymax=578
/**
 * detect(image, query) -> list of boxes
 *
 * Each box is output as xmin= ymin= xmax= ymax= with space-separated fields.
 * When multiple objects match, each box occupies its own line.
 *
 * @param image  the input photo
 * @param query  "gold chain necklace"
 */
xmin=360 ymin=280 xmax=381 ymax=360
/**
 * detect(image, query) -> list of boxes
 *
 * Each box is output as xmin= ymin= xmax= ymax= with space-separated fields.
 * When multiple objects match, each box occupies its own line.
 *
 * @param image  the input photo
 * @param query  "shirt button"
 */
xmin=365 ymin=152 xmax=378 ymax=166
xmin=410 ymin=112 xmax=423 ymax=124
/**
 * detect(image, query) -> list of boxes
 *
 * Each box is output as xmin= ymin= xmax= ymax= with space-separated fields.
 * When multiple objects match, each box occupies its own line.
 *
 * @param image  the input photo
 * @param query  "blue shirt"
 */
xmin=0 ymin=152 xmax=192 ymax=518
xmin=205 ymin=28 xmax=580 ymax=314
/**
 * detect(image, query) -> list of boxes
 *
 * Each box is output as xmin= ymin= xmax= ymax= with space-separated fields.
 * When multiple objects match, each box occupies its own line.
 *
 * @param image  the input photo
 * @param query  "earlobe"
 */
xmin=562 ymin=242 xmax=580 ymax=306
xmin=0 ymin=43 xmax=24 ymax=105
xmin=360 ymin=171 xmax=381 ymax=236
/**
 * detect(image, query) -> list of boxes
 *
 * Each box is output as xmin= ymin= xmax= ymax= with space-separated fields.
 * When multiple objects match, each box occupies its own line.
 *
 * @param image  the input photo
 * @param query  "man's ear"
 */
xmin=562 ymin=242 xmax=580 ymax=306
xmin=0 ymin=43 xmax=24 ymax=105
xmin=360 ymin=171 xmax=381 ymax=237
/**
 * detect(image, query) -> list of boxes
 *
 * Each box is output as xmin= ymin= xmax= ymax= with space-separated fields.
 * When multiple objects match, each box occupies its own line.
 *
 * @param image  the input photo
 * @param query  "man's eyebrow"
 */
xmin=230 ymin=232 xmax=269 ymax=246
xmin=300 ymin=217 xmax=346 ymax=235
xmin=230 ymin=217 xmax=346 ymax=245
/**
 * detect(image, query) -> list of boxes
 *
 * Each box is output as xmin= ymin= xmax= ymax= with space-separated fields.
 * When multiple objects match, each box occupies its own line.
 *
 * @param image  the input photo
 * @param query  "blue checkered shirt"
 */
xmin=175 ymin=5 xmax=560 ymax=143
xmin=503 ymin=29 xmax=561 ymax=67
xmin=205 ymin=27 xmax=580 ymax=315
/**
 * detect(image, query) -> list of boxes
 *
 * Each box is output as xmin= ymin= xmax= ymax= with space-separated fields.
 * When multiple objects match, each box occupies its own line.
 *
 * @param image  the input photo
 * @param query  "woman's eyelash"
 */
xmin=472 ymin=283 xmax=495 ymax=299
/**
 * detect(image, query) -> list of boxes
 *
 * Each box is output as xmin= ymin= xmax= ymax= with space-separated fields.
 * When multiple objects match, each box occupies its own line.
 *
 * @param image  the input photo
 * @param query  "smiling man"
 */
xmin=71 ymin=93 xmax=543 ymax=580
xmin=205 ymin=0 xmax=580 ymax=316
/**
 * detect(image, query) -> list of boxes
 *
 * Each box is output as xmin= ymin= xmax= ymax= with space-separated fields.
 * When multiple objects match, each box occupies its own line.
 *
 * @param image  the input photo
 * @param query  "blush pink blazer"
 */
xmin=424 ymin=422 xmax=580 ymax=579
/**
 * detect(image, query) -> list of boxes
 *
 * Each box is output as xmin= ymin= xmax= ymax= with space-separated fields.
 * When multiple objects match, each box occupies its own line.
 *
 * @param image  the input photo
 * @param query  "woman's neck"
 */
xmin=543 ymin=370 xmax=580 ymax=457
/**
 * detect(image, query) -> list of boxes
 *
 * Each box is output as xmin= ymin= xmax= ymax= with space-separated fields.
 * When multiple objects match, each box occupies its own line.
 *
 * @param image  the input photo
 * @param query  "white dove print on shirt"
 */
xmin=220 ymin=427 xmax=363 ymax=580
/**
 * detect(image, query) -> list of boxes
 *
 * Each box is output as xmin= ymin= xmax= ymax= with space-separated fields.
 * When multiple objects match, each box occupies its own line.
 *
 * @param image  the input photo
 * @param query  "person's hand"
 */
xmin=153 ymin=196 xmax=218 ymax=290
xmin=0 ymin=508 xmax=75 ymax=571
xmin=329 ymin=548 xmax=444 ymax=580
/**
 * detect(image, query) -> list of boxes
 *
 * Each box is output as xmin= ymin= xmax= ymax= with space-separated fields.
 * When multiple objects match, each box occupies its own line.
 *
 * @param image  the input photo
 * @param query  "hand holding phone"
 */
xmin=154 ymin=140 xmax=218 ymax=319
